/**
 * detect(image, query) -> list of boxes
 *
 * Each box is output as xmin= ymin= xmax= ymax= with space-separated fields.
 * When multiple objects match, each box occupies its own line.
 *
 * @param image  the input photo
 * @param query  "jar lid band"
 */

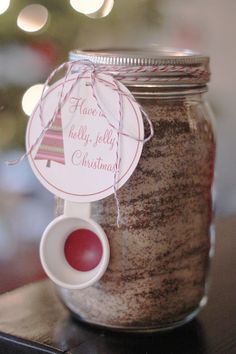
xmin=69 ymin=48 xmax=210 ymax=86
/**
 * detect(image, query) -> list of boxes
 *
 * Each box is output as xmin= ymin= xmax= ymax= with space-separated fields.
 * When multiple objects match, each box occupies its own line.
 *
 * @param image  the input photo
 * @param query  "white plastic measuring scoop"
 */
xmin=40 ymin=201 xmax=110 ymax=290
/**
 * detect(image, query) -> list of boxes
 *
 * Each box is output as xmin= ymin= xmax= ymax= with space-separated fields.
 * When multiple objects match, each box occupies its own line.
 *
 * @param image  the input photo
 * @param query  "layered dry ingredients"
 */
xmin=58 ymin=96 xmax=215 ymax=329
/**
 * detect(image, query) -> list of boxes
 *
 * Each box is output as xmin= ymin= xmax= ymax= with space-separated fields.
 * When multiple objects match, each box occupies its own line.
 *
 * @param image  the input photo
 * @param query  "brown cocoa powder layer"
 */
xmin=58 ymin=98 xmax=215 ymax=329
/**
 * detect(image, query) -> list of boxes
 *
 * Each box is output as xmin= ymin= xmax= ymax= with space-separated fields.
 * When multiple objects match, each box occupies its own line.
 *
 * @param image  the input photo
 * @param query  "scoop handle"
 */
xmin=64 ymin=201 xmax=91 ymax=219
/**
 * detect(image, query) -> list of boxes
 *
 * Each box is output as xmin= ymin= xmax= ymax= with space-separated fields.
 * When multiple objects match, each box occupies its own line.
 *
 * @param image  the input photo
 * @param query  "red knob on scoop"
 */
xmin=64 ymin=229 xmax=103 ymax=272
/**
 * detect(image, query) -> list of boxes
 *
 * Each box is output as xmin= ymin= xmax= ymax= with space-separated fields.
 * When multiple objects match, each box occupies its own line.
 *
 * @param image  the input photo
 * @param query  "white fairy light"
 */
xmin=17 ymin=4 xmax=49 ymax=33
xmin=22 ymin=84 xmax=44 ymax=116
xmin=87 ymin=0 xmax=114 ymax=18
xmin=70 ymin=0 xmax=105 ymax=15
xmin=0 ymin=0 xmax=10 ymax=15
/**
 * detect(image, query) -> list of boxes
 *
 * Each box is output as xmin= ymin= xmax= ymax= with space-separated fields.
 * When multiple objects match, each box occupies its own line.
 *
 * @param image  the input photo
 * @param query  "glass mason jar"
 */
xmin=56 ymin=48 xmax=216 ymax=332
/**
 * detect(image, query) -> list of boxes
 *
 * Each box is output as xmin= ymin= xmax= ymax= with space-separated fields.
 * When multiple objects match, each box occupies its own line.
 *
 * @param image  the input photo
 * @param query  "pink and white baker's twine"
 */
xmin=7 ymin=59 xmax=208 ymax=226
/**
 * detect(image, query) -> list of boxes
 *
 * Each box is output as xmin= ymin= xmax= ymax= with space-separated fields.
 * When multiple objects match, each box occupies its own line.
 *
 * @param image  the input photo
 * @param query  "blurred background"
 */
xmin=0 ymin=0 xmax=235 ymax=291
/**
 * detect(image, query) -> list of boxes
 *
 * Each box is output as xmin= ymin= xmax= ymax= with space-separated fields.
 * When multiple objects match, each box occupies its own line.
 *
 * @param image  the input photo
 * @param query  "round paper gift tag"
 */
xmin=26 ymin=72 xmax=144 ymax=202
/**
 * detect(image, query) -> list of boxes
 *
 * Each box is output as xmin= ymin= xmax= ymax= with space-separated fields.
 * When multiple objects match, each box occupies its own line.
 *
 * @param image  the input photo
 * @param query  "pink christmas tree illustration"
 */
xmin=34 ymin=110 xmax=65 ymax=167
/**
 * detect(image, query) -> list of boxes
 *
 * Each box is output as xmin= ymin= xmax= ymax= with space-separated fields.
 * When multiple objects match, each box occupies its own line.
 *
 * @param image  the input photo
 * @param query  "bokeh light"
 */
xmin=22 ymin=84 xmax=44 ymax=116
xmin=17 ymin=4 xmax=49 ymax=33
xmin=70 ymin=0 xmax=105 ymax=15
xmin=0 ymin=0 xmax=10 ymax=15
xmin=87 ymin=0 xmax=114 ymax=18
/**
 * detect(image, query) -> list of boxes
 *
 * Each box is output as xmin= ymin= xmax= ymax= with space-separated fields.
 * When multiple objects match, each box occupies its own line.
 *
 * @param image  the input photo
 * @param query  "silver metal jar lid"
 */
xmin=69 ymin=47 xmax=210 ymax=86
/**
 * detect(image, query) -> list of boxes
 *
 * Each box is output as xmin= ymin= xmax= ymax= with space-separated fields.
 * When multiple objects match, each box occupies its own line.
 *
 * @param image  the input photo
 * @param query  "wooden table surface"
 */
xmin=0 ymin=215 xmax=236 ymax=354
